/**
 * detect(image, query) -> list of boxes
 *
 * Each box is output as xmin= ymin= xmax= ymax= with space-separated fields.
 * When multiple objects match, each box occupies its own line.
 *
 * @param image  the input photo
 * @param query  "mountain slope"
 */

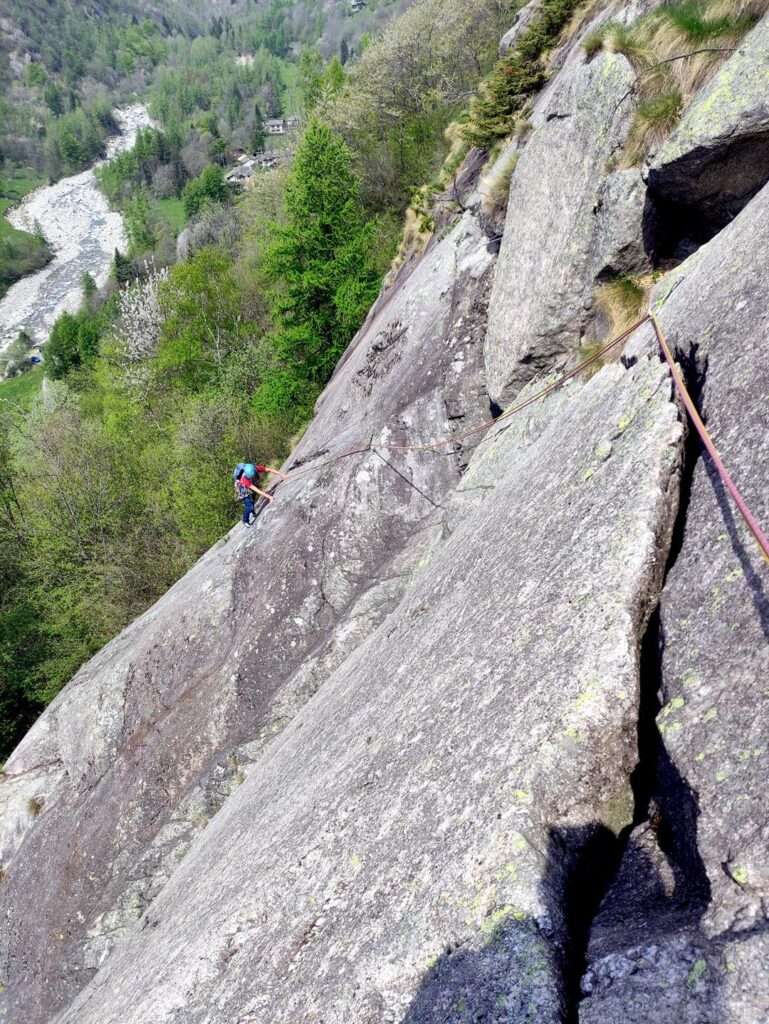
xmin=1 ymin=3 xmax=769 ymax=1023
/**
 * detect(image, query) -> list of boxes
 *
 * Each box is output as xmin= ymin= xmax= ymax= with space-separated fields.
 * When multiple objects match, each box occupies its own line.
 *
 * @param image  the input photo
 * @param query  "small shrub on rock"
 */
xmin=463 ymin=0 xmax=582 ymax=148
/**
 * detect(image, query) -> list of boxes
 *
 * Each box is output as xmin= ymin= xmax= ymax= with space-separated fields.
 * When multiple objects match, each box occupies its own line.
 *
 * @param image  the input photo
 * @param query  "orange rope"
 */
xmin=650 ymin=312 xmax=769 ymax=566
xmin=284 ymin=315 xmax=650 ymax=481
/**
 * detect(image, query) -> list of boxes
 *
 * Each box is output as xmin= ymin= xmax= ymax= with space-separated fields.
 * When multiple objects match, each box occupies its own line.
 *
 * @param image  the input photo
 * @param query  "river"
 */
xmin=0 ymin=104 xmax=153 ymax=352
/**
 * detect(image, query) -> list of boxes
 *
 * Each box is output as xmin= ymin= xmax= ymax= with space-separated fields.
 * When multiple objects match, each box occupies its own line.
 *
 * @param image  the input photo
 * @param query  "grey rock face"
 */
xmin=2 ymin=6 xmax=769 ymax=1023
xmin=484 ymin=53 xmax=644 ymax=406
xmin=646 ymin=14 xmax=769 ymax=225
xmin=51 ymin=346 xmax=682 ymax=1024
xmin=580 ymin=178 xmax=769 ymax=1024
xmin=654 ymin=179 xmax=769 ymax=1019
xmin=580 ymin=824 xmax=719 ymax=1024
xmin=498 ymin=0 xmax=542 ymax=54
xmin=594 ymin=169 xmax=652 ymax=274
xmin=0 ymin=214 xmax=495 ymax=1024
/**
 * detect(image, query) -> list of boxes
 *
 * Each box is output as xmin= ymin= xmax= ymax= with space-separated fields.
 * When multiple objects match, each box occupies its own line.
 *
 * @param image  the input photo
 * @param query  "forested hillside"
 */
xmin=0 ymin=0 xmax=517 ymax=758
xmin=0 ymin=0 xmax=415 ymax=294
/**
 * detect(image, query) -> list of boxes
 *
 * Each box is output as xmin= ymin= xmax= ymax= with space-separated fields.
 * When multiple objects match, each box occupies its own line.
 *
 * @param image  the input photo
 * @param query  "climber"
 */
xmin=234 ymin=462 xmax=288 ymax=525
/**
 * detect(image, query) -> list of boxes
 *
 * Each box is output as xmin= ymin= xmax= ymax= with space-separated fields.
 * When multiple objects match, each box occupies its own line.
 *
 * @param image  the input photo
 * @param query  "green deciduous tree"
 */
xmin=157 ymin=247 xmax=250 ymax=390
xmin=182 ymin=163 xmax=228 ymax=217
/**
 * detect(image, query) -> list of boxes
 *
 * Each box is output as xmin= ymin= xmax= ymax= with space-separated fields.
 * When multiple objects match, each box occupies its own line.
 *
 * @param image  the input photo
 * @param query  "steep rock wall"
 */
xmin=0 ymin=213 xmax=494 ymax=1024
xmin=580 ymin=177 xmax=769 ymax=1024
xmin=1 ymin=5 xmax=768 ymax=1024
xmin=52 ymin=336 xmax=683 ymax=1024
xmin=484 ymin=50 xmax=645 ymax=405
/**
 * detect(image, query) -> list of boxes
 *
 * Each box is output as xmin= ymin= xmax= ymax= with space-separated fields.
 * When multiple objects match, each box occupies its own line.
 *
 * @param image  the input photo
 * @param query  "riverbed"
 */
xmin=0 ymin=104 xmax=153 ymax=351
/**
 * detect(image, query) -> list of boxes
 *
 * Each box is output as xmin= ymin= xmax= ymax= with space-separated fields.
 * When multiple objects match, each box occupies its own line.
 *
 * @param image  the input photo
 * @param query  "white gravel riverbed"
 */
xmin=0 ymin=104 xmax=153 ymax=351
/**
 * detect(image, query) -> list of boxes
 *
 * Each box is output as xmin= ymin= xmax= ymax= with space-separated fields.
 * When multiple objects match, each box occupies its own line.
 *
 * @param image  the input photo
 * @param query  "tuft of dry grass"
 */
xmin=563 ymin=0 xmax=613 ymax=44
xmin=27 ymin=796 xmax=43 ymax=818
xmin=480 ymin=148 xmax=520 ymax=217
xmin=595 ymin=275 xmax=647 ymax=334
xmin=389 ymin=205 xmax=435 ymax=277
xmin=593 ymin=0 xmax=765 ymax=163
xmin=624 ymin=90 xmax=684 ymax=163
xmin=512 ymin=113 xmax=534 ymax=140
xmin=579 ymin=275 xmax=648 ymax=378
xmin=605 ymin=21 xmax=657 ymax=70
xmin=433 ymin=122 xmax=471 ymax=192
xmin=708 ymin=0 xmax=769 ymax=16
xmin=582 ymin=26 xmax=608 ymax=56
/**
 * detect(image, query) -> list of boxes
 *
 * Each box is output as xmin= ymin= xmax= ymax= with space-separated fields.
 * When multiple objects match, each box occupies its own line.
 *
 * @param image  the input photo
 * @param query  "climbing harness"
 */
xmin=275 ymin=311 xmax=769 ymax=568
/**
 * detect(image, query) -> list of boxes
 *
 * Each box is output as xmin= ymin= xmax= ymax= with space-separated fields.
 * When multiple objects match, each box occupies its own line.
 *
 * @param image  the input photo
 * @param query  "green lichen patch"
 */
xmin=687 ymin=958 xmax=708 ymax=985
xmin=730 ymin=864 xmax=748 ymax=885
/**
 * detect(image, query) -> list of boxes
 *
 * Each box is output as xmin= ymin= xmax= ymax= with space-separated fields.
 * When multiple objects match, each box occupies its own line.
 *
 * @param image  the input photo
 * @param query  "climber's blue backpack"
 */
xmin=234 ymin=463 xmax=257 ymax=497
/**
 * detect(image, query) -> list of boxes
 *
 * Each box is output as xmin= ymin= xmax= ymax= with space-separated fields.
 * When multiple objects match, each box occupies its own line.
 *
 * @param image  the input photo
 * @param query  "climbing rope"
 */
xmin=649 ymin=312 xmax=769 ymax=566
xmin=275 ymin=310 xmax=769 ymax=569
xmin=282 ymin=314 xmax=651 ymax=482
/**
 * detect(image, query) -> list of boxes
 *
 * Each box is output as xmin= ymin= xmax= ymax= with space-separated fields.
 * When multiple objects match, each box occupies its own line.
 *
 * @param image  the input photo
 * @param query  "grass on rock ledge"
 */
xmin=583 ymin=0 xmax=769 ymax=164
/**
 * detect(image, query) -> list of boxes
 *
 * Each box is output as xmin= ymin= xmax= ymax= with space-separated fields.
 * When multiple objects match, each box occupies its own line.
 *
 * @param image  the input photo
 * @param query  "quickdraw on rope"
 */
xmin=649 ymin=311 xmax=769 ymax=567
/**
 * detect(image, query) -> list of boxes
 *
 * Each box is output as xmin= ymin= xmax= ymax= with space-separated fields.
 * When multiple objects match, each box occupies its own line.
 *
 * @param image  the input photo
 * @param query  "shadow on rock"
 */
xmin=400 ymin=911 xmax=563 ymax=1024
xmin=399 ymin=794 xmax=725 ymax=1024
xmin=400 ymin=825 xmax=627 ymax=1024
xmin=703 ymin=451 xmax=769 ymax=642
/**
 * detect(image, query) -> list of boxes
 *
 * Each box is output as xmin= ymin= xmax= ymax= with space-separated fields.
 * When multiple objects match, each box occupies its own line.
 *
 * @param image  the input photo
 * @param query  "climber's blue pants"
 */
xmin=242 ymin=497 xmax=256 ymax=524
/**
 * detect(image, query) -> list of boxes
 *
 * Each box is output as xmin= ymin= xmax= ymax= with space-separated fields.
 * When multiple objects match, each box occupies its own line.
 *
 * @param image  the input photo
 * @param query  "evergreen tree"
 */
xmin=43 ymin=82 xmax=64 ymax=116
xmin=81 ymin=271 xmax=97 ymax=300
xmin=45 ymin=312 xmax=82 ymax=378
xmin=113 ymin=247 xmax=133 ymax=286
xmin=298 ymin=48 xmax=325 ymax=114
xmin=323 ymin=56 xmax=346 ymax=98
xmin=252 ymin=103 xmax=266 ymax=153
xmin=261 ymin=121 xmax=380 ymax=406
xmin=340 ymin=38 xmax=350 ymax=65
xmin=464 ymin=0 xmax=582 ymax=148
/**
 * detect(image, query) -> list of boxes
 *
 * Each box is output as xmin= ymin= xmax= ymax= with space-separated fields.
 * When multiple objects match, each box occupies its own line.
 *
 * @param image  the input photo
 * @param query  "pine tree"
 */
xmin=262 ymin=121 xmax=380 ymax=402
xmin=113 ymin=248 xmax=133 ymax=286
xmin=43 ymin=82 xmax=64 ymax=116
xmin=252 ymin=103 xmax=266 ymax=153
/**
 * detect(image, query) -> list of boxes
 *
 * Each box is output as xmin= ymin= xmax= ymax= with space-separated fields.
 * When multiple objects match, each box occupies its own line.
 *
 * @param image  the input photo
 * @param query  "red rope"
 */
xmin=650 ymin=312 xmax=769 ymax=566
xmin=284 ymin=315 xmax=650 ymax=481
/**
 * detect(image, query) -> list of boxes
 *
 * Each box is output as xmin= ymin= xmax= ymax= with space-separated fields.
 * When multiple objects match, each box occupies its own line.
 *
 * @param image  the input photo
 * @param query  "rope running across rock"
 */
xmin=273 ymin=313 xmax=769 ymax=568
